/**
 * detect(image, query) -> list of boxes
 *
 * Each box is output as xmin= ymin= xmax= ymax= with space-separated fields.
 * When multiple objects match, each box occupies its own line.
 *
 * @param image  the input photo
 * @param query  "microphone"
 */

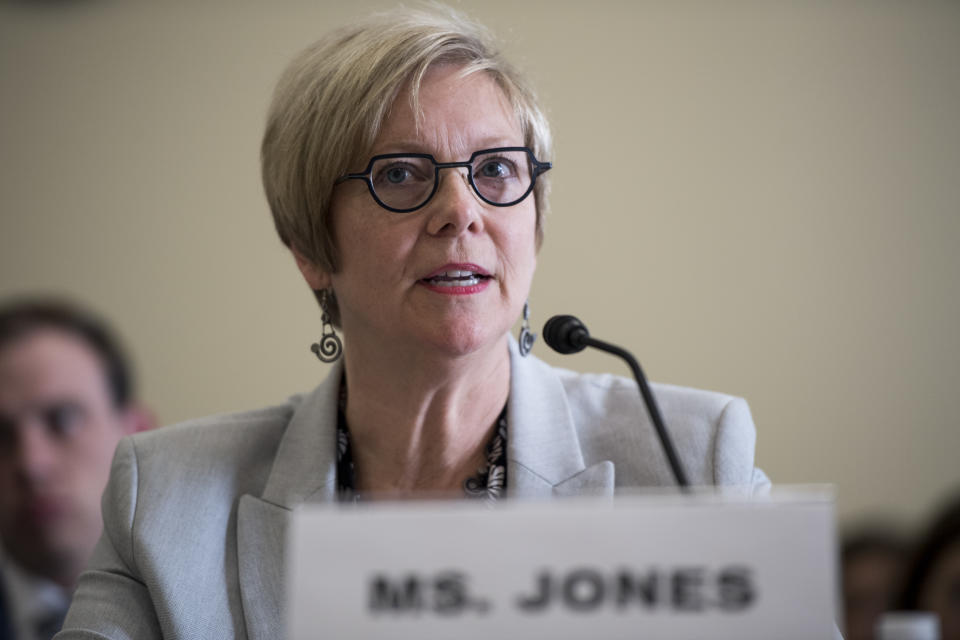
xmin=542 ymin=315 xmax=689 ymax=488
xmin=541 ymin=315 xmax=589 ymax=354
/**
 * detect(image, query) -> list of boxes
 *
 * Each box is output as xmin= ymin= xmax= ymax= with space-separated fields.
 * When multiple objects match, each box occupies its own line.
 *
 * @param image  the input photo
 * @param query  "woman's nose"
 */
xmin=424 ymin=168 xmax=485 ymax=237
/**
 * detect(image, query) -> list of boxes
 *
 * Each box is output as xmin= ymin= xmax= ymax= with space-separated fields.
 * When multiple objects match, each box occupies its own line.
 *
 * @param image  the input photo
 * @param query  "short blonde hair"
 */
xmin=261 ymin=6 xmax=553 ymax=322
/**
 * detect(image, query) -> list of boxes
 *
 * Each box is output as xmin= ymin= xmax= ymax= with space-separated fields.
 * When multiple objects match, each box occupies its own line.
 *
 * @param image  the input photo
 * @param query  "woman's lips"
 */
xmin=421 ymin=263 xmax=491 ymax=279
xmin=419 ymin=263 xmax=492 ymax=294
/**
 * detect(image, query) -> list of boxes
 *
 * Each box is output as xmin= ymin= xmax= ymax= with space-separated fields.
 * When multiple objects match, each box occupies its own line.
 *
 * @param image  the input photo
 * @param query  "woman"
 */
xmin=58 ymin=7 xmax=768 ymax=639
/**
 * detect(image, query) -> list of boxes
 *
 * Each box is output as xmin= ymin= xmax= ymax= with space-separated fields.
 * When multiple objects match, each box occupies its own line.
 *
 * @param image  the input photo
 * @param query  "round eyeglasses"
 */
xmin=335 ymin=146 xmax=552 ymax=213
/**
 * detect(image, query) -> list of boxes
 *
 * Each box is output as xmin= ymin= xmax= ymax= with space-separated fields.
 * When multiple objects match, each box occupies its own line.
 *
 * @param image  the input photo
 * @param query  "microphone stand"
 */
xmin=542 ymin=315 xmax=689 ymax=489
xmin=580 ymin=335 xmax=689 ymax=489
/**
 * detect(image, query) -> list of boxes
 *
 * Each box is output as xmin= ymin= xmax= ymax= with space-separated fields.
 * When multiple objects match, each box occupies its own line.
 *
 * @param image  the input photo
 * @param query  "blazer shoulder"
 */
xmin=130 ymin=397 xmax=302 ymax=458
xmin=550 ymin=367 xmax=760 ymax=487
xmin=552 ymin=367 xmax=742 ymax=432
xmin=112 ymin=395 xmax=306 ymax=525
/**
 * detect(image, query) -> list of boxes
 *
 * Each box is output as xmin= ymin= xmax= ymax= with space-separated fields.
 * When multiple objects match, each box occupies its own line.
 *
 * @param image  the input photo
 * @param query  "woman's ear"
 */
xmin=292 ymin=248 xmax=332 ymax=290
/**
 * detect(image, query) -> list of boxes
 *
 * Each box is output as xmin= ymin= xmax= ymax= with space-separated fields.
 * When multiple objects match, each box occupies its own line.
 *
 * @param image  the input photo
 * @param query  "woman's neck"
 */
xmin=339 ymin=334 xmax=511 ymax=497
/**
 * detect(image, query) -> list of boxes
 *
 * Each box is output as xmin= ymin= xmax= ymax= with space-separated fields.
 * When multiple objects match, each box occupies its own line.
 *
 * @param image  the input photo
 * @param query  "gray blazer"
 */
xmin=58 ymin=340 xmax=769 ymax=639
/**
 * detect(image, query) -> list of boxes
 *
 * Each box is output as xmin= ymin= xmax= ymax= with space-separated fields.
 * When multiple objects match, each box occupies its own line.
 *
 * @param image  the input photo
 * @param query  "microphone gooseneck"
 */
xmin=542 ymin=314 xmax=690 ymax=488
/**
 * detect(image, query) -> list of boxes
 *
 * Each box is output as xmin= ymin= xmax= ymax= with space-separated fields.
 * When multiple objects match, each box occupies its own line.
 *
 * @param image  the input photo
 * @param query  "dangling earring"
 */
xmin=310 ymin=289 xmax=342 ymax=363
xmin=518 ymin=300 xmax=536 ymax=357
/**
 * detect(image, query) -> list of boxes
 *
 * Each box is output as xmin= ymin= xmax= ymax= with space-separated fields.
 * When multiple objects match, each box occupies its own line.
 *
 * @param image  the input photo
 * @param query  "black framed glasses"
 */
xmin=335 ymin=146 xmax=552 ymax=213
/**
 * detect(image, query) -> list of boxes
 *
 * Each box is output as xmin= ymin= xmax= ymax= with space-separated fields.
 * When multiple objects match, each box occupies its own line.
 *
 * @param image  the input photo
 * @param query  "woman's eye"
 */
xmin=478 ymin=159 xmax=514 ymax=179
xmin=374 ymin=162 xmax=428 ymax=188
xmin=385 ymin=167 xmax=410 ymax=184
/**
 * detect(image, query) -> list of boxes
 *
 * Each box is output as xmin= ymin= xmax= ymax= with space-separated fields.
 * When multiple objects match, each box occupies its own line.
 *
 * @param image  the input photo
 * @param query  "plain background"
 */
xmin=1 ymin=0 xmax=957 ymax=527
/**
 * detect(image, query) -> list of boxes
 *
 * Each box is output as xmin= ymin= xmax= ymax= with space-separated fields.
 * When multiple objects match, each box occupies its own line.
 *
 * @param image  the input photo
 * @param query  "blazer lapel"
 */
xmin=506 ymin=337 xmax=616 ymax=499
xmin=236 ymin=362 xmax=342 ymax=640
xmin=236 ymin=496 xmax=289 ymax=640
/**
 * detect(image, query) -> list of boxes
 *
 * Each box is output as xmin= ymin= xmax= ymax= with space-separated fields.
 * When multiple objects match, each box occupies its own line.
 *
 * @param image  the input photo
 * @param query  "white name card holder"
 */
xmin=288 ymin=486 xmax=837 ymax=640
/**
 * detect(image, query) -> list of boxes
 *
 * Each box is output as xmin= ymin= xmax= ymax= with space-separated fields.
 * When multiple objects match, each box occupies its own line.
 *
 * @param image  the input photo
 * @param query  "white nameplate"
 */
xmin=288 ymin=488 xmax=836 ymax=639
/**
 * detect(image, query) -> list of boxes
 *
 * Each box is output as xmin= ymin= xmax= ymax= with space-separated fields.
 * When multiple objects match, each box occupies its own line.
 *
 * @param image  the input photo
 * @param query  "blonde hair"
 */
xmin=261 ymin=6 xmax=552 ymax=322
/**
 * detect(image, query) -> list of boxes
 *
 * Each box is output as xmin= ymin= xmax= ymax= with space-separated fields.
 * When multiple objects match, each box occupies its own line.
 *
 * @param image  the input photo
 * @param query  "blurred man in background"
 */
xmin=842 ymin=526 xmax=909 ymax=640
xmin=0 ymin=299 xmax=153 ymax=640
xmin=895 ymin=492 xmax=960 ymax=640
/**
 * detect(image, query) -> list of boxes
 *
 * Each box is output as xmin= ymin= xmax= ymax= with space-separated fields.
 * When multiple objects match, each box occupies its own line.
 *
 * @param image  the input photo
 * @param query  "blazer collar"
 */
xmin=506 ymin=336 xmax=615 ymax=498
xmin=262 ymin=361 xmax=343 ymax=508
xmin=236 ymin=361 xmax=342 ymax=640
xmin=253 ymin=338 xmax=615 ymax=506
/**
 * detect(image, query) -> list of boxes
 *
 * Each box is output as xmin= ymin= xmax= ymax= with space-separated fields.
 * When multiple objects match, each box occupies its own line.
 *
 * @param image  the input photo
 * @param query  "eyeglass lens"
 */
xmin=369 ymin=150 xmax=533 ymax=211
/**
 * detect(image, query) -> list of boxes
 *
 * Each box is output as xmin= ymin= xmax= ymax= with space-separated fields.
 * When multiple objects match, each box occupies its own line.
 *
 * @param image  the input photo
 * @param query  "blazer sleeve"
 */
xmin=55 ymin=438 xmax=162 ymax=640
xmin=713 ymin=396 xmax=771 ymax=494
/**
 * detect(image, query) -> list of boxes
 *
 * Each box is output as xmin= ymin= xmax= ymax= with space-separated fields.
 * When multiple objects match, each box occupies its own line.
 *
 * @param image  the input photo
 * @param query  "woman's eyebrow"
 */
xmin=370 ymin=144 xmax=523 ymax=162
xmin=370 ymin=137 xmax=521 ymax=157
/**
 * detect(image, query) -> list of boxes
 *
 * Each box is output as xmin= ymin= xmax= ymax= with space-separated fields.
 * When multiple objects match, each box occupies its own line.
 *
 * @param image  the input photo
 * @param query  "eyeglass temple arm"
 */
xmin=534 ymin=160 xmax=552 ymax=175
xmin=334 ymin=173 xmax=368 ymax=184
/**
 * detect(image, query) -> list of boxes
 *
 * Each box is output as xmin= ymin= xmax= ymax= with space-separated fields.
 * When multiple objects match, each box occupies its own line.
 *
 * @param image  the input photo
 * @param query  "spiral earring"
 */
xmin=518 ymin=300 xmax=536 ymax=357
xmin=310 ymin=289 xmax=343 ymax=363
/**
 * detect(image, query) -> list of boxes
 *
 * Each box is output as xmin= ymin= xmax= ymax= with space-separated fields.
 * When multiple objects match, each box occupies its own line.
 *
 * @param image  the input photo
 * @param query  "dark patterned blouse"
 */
xmin=335 ymin=384 xmax=508 ymax=503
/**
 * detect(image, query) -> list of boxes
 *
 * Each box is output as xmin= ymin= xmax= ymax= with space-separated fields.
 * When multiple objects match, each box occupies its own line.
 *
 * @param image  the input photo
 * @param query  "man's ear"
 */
xmin=121 ymin=403 xmax=156 ymax=435
xmin=292 ymin=248 xmax=332 ymax=291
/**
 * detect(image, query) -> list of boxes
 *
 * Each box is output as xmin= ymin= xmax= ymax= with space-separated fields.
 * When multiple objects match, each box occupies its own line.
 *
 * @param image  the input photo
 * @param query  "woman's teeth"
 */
xmin=424 ymin=270 xmax=486 ymax=286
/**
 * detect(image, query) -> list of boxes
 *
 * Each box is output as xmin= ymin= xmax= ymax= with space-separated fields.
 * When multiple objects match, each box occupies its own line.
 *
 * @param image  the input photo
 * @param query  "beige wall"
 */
xmin=1 ymin=1 xmax=958 ymax=525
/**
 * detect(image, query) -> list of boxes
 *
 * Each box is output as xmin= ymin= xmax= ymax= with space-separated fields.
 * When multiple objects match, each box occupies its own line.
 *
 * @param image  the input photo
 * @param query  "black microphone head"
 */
xmin=542 ymin=315 xmax=590 ymax=354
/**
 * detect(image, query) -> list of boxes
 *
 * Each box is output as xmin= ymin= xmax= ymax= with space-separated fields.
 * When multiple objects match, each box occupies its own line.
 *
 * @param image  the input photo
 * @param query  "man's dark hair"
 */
xmin=841 ymin=527 xmax=909 ymax=566
xmin=0 ymin=298 xmax=135 ymax=407
xmin=896 ymin=490 xmax=960 ymax=610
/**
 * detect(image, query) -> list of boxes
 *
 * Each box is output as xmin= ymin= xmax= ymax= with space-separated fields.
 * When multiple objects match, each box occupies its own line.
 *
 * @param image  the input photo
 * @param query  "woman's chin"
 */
xmin=419 ymin=324 xmax=508 ymax=359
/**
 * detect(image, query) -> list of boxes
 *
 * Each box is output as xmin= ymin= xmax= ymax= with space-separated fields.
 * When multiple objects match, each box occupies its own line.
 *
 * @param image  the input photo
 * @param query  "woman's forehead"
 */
xmin=370 ymin=65 xmax=522 ymax=159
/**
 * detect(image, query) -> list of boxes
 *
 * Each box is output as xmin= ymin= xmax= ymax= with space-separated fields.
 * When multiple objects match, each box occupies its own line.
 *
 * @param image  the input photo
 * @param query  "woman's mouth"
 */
xmin=419 ymin=265 xmax=493 ymax=294
xmin=421 ymin=269 xmax=492 ymax=287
